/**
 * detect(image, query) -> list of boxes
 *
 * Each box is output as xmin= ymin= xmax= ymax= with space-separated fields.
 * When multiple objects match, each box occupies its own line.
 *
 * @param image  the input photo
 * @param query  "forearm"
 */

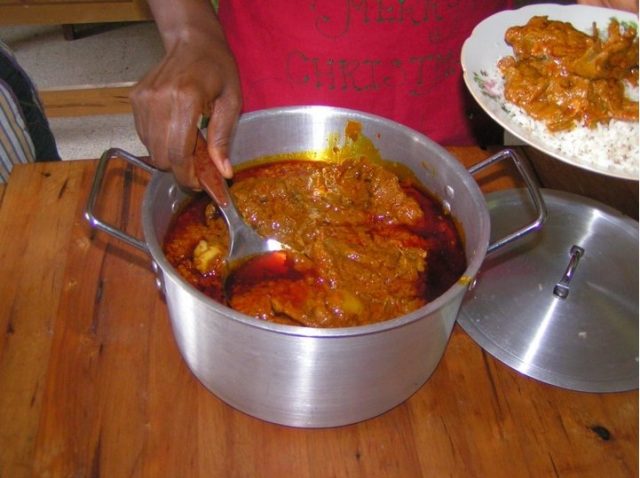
xmin=146 ymin=0 xmax=226 ymax=52
xmin=576 ymin=0 xmax=638 ymax=13
xmin=131 ymin=0 xmax=241 ymax=185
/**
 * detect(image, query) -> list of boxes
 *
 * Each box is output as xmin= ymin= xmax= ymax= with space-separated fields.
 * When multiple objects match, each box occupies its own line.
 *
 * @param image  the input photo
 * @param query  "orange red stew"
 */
xmin=163 ymin=157 xmax=466 ymax=328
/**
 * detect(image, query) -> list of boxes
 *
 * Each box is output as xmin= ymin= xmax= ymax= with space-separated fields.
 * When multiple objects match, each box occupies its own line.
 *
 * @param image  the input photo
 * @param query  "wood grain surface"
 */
xmin=40 ymin=85 xmax=134 ymax=118
xmin=0 ymin=1 xmax=152 ymax=26
xmin=0 ymin=148 xmax=637 ymax=478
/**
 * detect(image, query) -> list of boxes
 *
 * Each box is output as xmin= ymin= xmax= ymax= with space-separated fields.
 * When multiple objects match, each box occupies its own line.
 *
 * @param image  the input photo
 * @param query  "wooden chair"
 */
xmin=0 ymin=0 xmax=152 ymax=119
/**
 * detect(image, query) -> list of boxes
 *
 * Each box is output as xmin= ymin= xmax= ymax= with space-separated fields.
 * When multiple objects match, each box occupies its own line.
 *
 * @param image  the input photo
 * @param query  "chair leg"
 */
xmin=62 ymin=25 xmax=77 ymax=41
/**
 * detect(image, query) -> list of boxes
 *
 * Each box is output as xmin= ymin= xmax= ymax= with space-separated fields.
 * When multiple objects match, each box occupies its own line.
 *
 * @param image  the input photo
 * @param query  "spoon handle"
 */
xmin=194 ymin=130 xmax=230 ymax=208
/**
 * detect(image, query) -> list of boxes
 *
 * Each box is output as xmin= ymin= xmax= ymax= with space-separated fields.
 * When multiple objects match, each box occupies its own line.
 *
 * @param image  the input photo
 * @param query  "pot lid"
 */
xmin=458 ymin=188 xmax=638 ymax=393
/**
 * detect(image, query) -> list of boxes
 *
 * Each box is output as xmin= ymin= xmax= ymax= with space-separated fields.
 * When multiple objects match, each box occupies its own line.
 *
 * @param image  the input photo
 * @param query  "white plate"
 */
xmin=461 ymin=4 xmax=639 ymax=181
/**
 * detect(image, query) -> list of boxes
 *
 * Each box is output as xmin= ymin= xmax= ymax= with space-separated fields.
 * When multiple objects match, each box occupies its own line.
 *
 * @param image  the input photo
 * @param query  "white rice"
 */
xmin=482 ymin=68 xmax=639 ymax=179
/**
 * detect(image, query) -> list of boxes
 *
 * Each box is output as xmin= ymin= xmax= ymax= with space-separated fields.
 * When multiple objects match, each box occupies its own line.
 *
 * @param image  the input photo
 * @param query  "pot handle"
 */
xmin=468 ymin=148 xmax=547 ymax=255
xmin=85 ymin=148 xmax=156 ymax=253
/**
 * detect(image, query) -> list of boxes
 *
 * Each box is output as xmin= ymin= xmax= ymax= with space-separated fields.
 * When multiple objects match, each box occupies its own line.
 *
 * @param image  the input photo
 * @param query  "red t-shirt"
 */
xmin=218 ymin=1 xmax=511 ymax=145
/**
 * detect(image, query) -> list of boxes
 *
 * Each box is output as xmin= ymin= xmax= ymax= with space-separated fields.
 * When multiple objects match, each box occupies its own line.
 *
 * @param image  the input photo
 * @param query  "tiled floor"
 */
xmin=0 ymin=21 xmax=163 ymax=160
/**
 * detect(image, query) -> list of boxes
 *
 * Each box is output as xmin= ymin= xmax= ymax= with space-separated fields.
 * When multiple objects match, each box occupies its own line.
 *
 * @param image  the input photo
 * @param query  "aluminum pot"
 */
xmin=86 ymin=106 xmax=546 ymax=428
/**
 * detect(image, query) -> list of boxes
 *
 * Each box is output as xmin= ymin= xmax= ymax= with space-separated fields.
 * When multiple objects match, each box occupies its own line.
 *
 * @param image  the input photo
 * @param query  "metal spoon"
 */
xmin=193 ymin=129 xmax=286 ymax=266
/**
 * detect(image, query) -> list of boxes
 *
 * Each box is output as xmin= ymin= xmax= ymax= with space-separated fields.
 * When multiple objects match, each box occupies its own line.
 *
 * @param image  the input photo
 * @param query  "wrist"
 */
xmin=148 ymin=0 xmax=226 ymax=51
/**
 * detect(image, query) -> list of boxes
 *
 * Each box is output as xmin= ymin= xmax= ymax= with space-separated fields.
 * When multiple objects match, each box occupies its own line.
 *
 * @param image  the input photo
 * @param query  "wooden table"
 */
xmin=0 ymin=147 xmax=637 ymax=478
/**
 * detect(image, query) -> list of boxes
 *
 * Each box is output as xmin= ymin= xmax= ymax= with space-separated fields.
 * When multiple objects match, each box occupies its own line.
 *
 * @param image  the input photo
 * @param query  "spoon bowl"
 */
xmin=193 ymin=130 xmax=287 ymax=266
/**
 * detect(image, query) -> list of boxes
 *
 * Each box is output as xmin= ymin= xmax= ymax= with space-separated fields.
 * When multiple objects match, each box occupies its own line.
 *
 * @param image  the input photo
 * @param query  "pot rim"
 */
xmin=142 ymin=106 xmax=491 ymax=338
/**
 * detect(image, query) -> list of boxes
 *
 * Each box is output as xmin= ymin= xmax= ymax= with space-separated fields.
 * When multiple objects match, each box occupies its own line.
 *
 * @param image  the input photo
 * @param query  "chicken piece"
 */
xmin=570 ymin=19 xmax=639 ymax=83
xmin=193 ymin=239 xmax=222 ymax=273
xmin=500 ymin=16 xmax=639 ymax=131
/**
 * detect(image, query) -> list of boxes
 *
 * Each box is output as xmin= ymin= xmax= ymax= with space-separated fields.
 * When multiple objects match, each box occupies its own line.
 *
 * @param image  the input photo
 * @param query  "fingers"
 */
xmin=166 ymin=89 xmax=203 ymax=189
xmin=207 ymin=92 xmax=242 ymax=179
xmin=130 ymin=65 xmax=204 ymax=189
xmin=130 ymin=67 xmax=171 ymax=171
xmin=129 ymin=35 xmax=242 ymax=188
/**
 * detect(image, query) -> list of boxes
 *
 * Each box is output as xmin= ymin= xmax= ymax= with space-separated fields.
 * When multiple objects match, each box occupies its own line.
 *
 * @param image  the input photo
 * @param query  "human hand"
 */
xmin=130 ymin=22 xmax=241 ymax=188
xmin=576 ymin=0 xmax=639 ymax=14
